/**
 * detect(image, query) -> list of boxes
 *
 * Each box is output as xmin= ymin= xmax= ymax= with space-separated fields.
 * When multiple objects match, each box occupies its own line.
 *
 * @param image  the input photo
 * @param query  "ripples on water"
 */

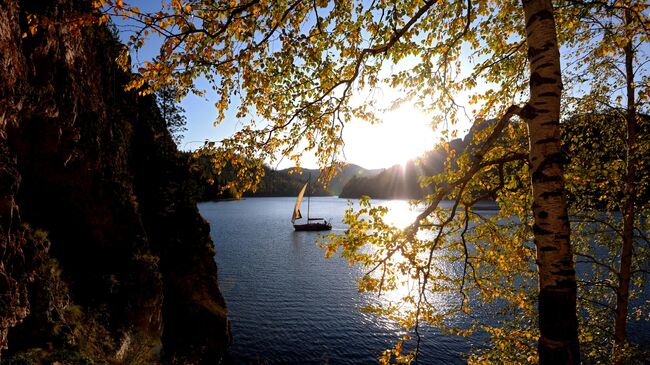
xmin=200 ymin=197 xmax=481 ymax=364
xmin=200 ymin=197 xmax=650 ymax=363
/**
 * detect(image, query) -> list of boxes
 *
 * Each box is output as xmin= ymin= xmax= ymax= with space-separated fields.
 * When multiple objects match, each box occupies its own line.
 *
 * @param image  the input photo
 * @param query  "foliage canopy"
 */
xmin=95 ymin=0 xmax=650 ymax=362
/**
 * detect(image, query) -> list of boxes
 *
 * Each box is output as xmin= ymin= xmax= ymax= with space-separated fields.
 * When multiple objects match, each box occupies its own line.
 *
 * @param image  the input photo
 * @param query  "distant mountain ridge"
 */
xmin=194 ymin=162 xmax=382 ymax=200
xmin=279 ymin=164 xmax=382 ymax=196
xmin=339 ymin=120 xmax=492 ymax=199
xmin=192 ymin=120 xmax=496 ymax=201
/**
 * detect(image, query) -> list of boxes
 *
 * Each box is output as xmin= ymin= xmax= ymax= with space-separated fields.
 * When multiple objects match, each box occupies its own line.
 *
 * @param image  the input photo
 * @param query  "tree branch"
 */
xmin=408 ymin=104 xmax=523 ymax=235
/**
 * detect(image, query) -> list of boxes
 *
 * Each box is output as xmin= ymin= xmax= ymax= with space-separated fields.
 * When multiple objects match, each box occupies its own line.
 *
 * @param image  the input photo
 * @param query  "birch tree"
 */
xmin=558 ymin=1 xmax=650 ymax=362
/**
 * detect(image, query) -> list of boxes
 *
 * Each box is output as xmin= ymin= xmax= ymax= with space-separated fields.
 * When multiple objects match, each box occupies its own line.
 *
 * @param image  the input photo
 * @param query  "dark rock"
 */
xmin=0 ymin=0 xmax=229 ymax=362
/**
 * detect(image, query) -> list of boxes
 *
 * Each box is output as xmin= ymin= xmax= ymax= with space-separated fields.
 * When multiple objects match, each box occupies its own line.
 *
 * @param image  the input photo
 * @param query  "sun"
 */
xmin=370 ymin=106 xmax=437 ymax=167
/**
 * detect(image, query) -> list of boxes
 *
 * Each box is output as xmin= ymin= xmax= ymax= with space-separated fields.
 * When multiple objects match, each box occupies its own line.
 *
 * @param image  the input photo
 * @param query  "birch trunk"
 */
xmin=520 ymin=0 xmax=579 ymax=363
xmin=613 ymin=9 xmax=637 ymax=362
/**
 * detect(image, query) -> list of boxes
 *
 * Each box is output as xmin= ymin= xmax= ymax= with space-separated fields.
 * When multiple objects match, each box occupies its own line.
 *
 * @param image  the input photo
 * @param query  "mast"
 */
xmin=307 ymin=172 xmax=311 ymax=220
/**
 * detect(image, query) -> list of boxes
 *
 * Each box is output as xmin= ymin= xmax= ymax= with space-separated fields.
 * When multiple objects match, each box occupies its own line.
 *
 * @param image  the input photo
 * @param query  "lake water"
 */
xmin=200 ymin=197 xmax=482 ymax=364
xmin=199 ymin=197 xmax=649 ymax=364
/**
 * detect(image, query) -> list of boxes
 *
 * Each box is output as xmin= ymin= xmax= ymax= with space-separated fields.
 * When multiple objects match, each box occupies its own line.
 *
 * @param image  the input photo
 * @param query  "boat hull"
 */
xmin=293 ymin=222 xmax=332 ymax=231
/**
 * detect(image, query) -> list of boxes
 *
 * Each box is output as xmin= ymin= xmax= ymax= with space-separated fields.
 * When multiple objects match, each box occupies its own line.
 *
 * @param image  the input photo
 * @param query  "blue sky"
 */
xmin=111 ymin=2 xmax=470 ymax=170
xmin=109 ymin=1 xmax=650 ymax=170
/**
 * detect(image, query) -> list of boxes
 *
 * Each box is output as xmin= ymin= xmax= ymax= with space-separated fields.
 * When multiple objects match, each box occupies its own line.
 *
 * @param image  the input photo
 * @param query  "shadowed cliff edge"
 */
xmin=0 ymin=0 xmax=230 ymax=363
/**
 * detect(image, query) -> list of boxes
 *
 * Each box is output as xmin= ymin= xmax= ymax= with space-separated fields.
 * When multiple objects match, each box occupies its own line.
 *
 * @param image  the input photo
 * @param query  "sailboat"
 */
xmin=291 ymin=176 xmax=332 ymax=231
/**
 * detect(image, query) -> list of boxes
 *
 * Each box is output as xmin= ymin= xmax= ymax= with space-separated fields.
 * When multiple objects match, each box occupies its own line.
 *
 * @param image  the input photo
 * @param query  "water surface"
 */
xmin=199 ymin=197 xmax=650 ymax=364
xmin=200 ymin=197 xmax=477 ymax=364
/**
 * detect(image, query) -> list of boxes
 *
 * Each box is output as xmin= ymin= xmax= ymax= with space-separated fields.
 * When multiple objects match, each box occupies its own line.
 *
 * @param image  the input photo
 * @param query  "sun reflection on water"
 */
xmin=350 ymin=199 xmax=465 ymax=333
xmin=380 ymin=199 xmax=420 ymax=229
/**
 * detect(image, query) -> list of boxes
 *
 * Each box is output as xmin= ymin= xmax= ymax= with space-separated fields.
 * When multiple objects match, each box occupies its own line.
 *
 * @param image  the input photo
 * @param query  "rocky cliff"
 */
xmin=0 ymin=0 xmax=229 ymax=363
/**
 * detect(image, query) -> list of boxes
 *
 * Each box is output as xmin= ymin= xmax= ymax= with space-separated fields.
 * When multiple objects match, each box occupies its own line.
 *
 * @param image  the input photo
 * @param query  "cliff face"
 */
xmin=0 ymin=0 xmax=229 ymax=363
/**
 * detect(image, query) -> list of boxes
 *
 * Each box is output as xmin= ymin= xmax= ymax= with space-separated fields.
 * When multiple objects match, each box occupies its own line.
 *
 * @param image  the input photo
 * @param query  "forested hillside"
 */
xmin=339 ymin=125 xmax=478 ymax=199
xmin=191 ymin=158 xmax=380 ymax=200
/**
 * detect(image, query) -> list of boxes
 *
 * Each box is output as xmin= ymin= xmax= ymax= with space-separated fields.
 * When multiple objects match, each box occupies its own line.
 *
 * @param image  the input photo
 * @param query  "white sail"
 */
xmin=292 ymin=183 xmax=308 ymax=223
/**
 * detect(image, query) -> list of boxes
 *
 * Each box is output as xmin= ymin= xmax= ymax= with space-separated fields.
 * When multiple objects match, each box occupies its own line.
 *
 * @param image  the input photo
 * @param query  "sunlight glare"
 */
xmin=344 ymin=104 xmax=437 ymax=169
xmin=382 ymin=199 xmax=419 ymax=229
xmin=356 ymin=200 xmax=462 ymax=331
